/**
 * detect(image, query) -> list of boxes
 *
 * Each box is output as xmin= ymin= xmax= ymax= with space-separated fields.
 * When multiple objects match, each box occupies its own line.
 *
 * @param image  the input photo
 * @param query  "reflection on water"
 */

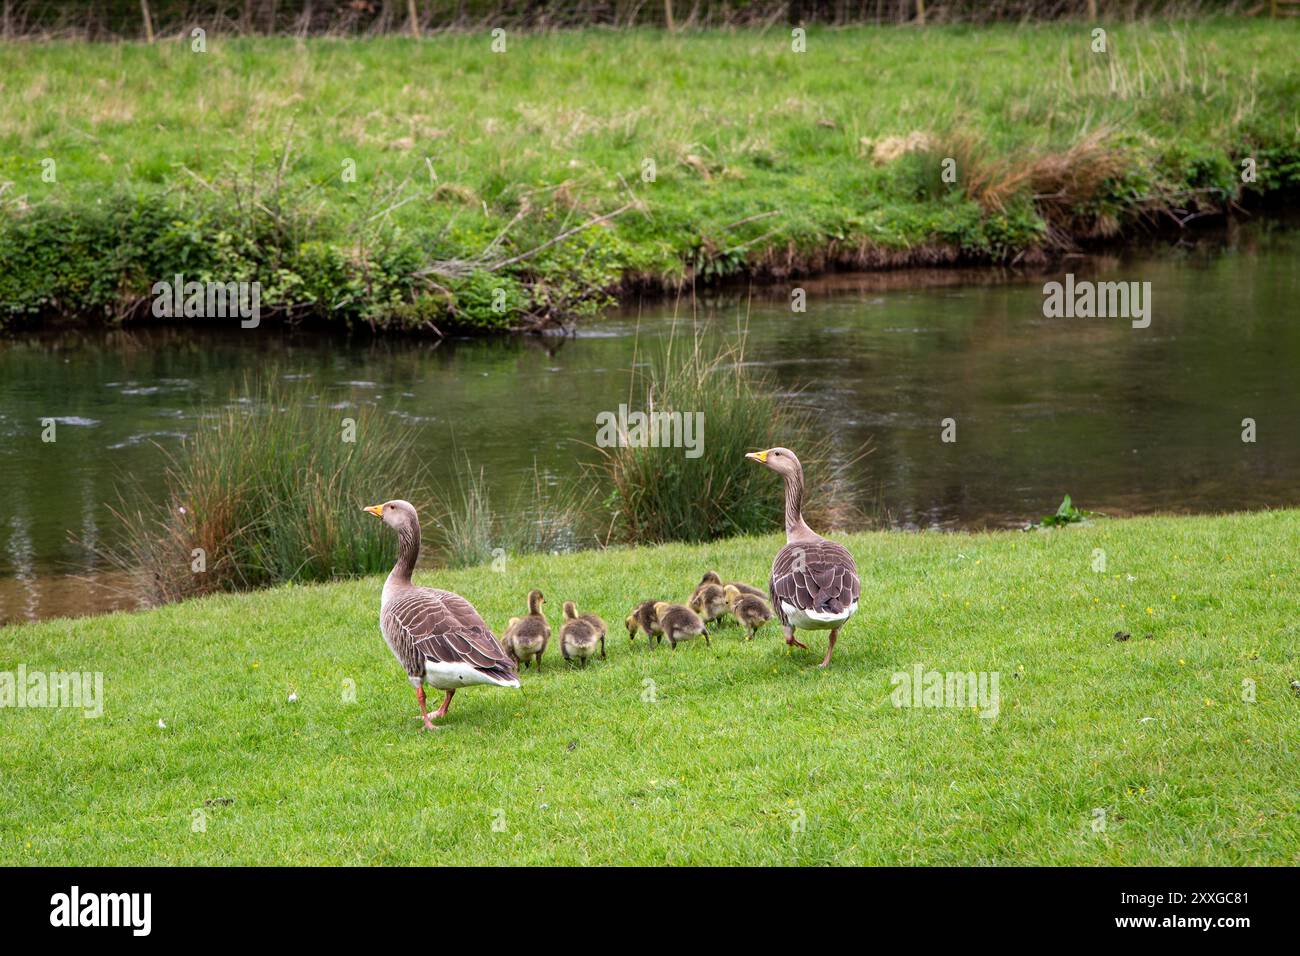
xmin=2 ymin=225 xmax=1298 ymax=623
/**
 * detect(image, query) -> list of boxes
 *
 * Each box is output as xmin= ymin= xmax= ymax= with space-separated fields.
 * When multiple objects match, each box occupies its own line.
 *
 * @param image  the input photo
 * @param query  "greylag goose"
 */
xmin=559 ymin=601 xmax=605 ymax=666
xmin=724 ymin=584 xmax=774 ymax=641
xmin=503 ymin=589 xmax=550 ymax=672
xmin=744 ymin=448 xmax=860 ymax=667
xmin=364 ymin=500 xmax=519 ymax=729
xmin=652 ymin=602 xmax=708 ymax=649
xmin=625 ymin=599 xmax=663 ymax=646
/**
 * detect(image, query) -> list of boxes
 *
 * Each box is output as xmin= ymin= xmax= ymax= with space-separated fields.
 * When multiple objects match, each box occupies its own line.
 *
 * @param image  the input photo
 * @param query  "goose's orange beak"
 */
xmin=745 ymin=450 xmax=769 ymax=463
xmin=363 ymin=504 xmax=384 ymax=518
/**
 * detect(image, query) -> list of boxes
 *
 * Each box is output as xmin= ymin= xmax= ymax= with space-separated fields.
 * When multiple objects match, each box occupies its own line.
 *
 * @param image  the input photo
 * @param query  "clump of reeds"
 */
xmin=594 ymin=324 xmax=865 ymax=544
xmin=94 ymin=374 xmax=424 ymax=605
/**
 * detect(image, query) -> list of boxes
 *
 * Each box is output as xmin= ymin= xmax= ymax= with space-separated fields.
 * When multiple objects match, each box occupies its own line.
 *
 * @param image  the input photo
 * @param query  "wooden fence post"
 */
xmin=140 ymin=0 xmax=155 ymax=42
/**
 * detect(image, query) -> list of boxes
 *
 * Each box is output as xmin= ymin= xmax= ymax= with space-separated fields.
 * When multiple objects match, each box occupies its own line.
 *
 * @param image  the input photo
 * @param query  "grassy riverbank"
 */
xmin=2 ymin=20 xmax=1298 ymax=331
xmin=2 ymin=509 xmax=1297 ymax=865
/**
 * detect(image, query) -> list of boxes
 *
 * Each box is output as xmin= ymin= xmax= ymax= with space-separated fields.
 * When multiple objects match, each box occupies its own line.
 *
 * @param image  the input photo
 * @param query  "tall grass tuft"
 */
xmin=595 ymin=324 xmax=865 ymax=545
xmin=95 ymin=374 xmax=425 ymax=606
xmin=429 ymin=459 xmax=594 ymax=569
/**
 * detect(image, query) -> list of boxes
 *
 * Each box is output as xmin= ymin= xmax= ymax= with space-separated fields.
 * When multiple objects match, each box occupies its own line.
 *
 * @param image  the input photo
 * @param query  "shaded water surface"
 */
xmin=2 ymin=227 xmax=1298 ymax=623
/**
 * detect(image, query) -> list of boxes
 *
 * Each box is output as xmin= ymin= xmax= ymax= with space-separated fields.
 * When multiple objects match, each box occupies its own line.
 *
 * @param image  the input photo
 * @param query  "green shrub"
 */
xmin=0 ymin=196 xmax=212 ymax=319
xmin=0 ymin=183 xmax=631 ymax=334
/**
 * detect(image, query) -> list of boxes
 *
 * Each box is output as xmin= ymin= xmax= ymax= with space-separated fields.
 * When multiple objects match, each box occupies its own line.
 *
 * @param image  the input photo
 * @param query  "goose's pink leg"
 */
xmin=818 ymin=629 xmax=839 ymax=669
xmin=783 ymin=625 xmax=808 ymax=650
xmin=415 ymin=686 xmax=438 ymax=731
xmin=433 ymin=689 xmax=455 ymax=719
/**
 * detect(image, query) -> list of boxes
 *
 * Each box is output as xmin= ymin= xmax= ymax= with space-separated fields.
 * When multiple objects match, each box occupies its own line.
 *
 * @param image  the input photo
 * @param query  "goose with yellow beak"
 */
xmin=363 ymin=500 xmax=519 ymax=729
xmin=745 ymin=448 xmax=860 ymax=667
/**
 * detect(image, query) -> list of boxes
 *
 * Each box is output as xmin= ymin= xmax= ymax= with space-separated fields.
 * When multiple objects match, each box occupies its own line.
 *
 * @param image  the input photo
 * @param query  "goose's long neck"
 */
xmin=783 ymin=466 xmax=816 ymax=542
xmin=390 ymin=517 xmax=420 ymax=586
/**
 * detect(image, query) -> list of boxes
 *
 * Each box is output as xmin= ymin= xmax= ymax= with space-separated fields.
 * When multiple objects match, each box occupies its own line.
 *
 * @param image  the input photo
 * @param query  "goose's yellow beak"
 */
xmin=745 ymin=450 xmax=769 ymax=463
xmin=363 ymin=504 xmax=384 ymax=518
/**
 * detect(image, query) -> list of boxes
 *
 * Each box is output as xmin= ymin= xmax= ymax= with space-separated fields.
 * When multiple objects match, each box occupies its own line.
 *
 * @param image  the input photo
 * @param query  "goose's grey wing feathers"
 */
xmin=769 ymin=539 xmax=860 ymax=626
xmin=382 ymin=588 xmax=518 ymax=683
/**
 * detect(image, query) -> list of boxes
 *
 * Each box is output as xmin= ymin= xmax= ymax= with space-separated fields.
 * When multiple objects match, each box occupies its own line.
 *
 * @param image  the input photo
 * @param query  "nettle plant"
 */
xmin=1031 ymin=495 xmax=1103 ymax=530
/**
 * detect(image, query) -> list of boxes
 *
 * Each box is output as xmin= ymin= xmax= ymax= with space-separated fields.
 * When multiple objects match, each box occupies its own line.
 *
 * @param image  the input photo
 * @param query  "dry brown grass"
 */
xmin=917 ymin=127 xmax=1130 ymax=239
xmin=1026 ymin=129 xmax=1130 ymax=237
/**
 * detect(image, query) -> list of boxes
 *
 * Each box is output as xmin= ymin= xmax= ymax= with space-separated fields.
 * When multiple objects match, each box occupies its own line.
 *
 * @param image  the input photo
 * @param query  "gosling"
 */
xmin=653 ymin=602 xmax=708 ymax=650
xmin=696 ymin=570 xmax=766 ymax=600
xmin=560 ymin=601 xmax=605 ymax=667
xmin=580 ymin=610 xmax=608 ymax=643
xmin=689 ymin=571 xmax=721 ymax=605
xmin=503 ymin=588 xmax=550 ymax=671
xmin=689 ymin=581 xmax=729 ymax=631
xmin=725 ymin=584 xmax=773 ymax=641
xmin=626 ymin=599 xmax=663 ymax=648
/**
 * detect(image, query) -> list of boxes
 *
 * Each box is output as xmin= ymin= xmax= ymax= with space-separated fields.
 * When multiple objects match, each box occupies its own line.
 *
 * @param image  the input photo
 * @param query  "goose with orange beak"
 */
xmin=744 ymin=448 xmax=860 ymax=667
xmin=363 ymin=500 xmax=519 ymax=729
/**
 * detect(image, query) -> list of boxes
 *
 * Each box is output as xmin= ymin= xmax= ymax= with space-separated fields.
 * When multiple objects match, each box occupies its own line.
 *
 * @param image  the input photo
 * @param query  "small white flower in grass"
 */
xmin=178 ymin=506 xmax=187 ymax=515
xmin=158 ymin=719 xmax=167 ymax=729
xmin=288 ymin=692 xmax=298 ymax=703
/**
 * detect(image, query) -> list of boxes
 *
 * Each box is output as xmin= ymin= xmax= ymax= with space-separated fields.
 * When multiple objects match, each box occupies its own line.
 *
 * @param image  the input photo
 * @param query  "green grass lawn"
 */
xmin=2 ymin=509 xmax=1297 ymax=865
xmin=2 ymin=20 xmax=1297 ymax=327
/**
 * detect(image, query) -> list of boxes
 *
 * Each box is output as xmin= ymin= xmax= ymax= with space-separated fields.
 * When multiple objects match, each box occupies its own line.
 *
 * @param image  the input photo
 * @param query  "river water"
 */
xmin=2 ymin=225 xmax=1297 ymax=623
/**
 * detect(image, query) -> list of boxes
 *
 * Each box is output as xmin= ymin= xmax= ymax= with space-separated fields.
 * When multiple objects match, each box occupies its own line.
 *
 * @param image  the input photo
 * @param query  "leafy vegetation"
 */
xmin=1 ymin=21 xmax=1297 ymax=332
xmin=1032 ymin=494 xmax=1103 ymax=529
xmin=4 ymin=508 xmax=1297 ymax=864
